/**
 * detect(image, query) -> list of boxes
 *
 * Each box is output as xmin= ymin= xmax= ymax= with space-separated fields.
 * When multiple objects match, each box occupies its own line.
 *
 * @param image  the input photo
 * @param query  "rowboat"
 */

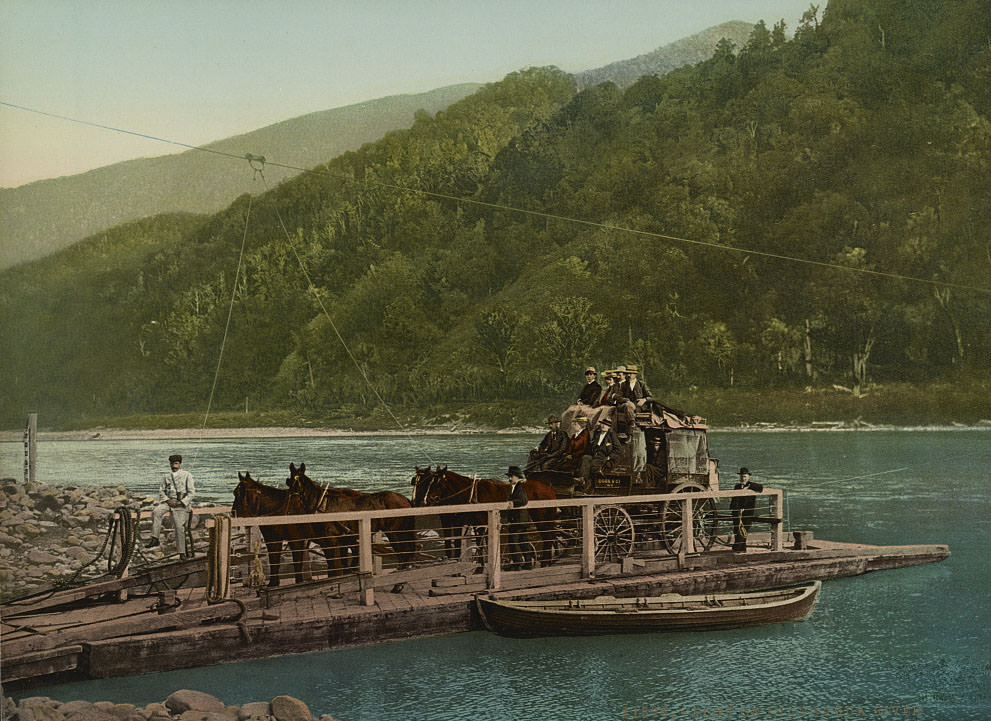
xmin=476 ymin=581 xmax=821 ymax=636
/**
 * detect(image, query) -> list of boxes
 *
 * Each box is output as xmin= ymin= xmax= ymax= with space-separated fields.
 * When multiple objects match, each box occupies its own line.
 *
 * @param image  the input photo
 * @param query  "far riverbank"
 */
xmin=3 ymin=380 xmax=990 ymax=441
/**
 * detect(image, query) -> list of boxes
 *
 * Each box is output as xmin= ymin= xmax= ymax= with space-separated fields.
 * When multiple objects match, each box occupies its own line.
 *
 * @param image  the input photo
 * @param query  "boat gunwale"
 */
xmin=480 ymin=581 xmax=821 ymax=617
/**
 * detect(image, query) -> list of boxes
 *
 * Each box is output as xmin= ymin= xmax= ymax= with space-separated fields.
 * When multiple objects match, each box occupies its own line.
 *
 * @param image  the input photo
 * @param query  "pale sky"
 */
xmin=0 ymin=0 xmax=817 ymax=188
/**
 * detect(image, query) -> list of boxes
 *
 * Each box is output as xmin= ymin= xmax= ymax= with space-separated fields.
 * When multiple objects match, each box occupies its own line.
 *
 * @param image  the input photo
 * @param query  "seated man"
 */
xmin=561 ymin=367 xmax=602 ymax=432
xmin=527 ymin=414 xmax=569 ymax=471
xmin=576 ymin=416 xmax=621 ymax=493
xmin=643 ymin=434 xmax=667 ymax=488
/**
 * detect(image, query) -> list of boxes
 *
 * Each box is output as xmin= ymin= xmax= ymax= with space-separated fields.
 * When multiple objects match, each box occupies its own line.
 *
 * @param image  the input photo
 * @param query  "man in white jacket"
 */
xmin=146 ymin=454 xmax=195 ymax=558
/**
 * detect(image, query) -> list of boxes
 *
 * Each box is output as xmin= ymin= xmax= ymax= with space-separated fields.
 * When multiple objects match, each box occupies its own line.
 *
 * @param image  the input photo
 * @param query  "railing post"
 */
xmin=487 ymin=508 xmax=501 ymax=590
xmin=359 ymin=517 xmax=374 ymax=606
xmin=679 ymin=496 xmax=695 ymax=564
xmin=581 ymin=503 xmax=595 ymax=578
xmin=770 ymin=490 xmax=783 ymax=551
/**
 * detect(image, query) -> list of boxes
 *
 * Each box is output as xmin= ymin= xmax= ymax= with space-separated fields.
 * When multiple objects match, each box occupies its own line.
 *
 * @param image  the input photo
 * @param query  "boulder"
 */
xmin=110 ymin=703 xmax=136 ymax=718
xmin=62 ymin=711 xmax=117 ymax=721
xmin=236 ymin=702 xmax=271 ymax=720
xmin=165 ymin=691 xmax=225 ymax=715
xmin=270 ymin=696 xmax=312 ymax=721
xmin=177 ymin=712 xmax=230 ymax=721
xmin=141 ymin=703 xmax=170 ymax=720
xmin=27 ymin=549 xmax=60 ymax=564
xmin=55 ymin=701 xmax=94 ymax=716
xmin=18 ymin=699 xmax=65 ymax=721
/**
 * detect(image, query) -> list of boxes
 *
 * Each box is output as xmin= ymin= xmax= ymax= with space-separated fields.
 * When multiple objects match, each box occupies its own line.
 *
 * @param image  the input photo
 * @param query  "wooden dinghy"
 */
xmin=476 ymin=581 xmax=821 ymax=637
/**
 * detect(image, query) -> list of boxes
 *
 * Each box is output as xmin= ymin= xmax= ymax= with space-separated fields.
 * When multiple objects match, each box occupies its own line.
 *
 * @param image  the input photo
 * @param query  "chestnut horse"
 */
xmin=231 ymin=472 xmax=346 ymax=586
xmin=412 ymin=465 xmax=558 ymax=566
xmin=285 ymin=463 xmax=417 ymax=572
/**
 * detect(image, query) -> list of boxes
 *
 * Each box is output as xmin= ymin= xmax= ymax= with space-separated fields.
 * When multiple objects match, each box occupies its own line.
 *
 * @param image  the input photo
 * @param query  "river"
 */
xmin=2 ymin=429 xmax=989 ymax=720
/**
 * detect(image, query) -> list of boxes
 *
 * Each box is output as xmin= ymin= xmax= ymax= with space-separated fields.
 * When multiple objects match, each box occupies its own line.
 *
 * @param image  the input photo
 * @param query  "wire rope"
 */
xmin=3 ymin=99 xmax=989 ymax=296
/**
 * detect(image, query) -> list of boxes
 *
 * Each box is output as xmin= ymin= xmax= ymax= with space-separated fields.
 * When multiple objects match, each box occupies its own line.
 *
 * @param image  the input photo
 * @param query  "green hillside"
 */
xmin=0 ymin=84 xmax=480 ymax=270
xmin=2 ymin=0 xmax=990 ymax=430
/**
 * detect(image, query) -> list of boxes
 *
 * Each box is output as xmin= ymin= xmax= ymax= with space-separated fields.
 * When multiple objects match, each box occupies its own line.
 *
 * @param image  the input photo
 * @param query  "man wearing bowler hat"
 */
xmin=146 ymin=454 xmax=196 ymax=558
xmin=505 ymin=466 xmax=530 ymax=570
xmin=730 ymin=467 xmax=764 ymax=552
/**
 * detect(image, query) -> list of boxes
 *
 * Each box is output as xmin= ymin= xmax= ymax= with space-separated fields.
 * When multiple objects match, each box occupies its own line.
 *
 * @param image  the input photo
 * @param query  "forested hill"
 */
xmin=575 ymin=20 xmax=755 ymax=89
xmin=2 ymin=0 xmax=990 ymax=428
xmin=0 ymin=84 xmax=480 ymax=270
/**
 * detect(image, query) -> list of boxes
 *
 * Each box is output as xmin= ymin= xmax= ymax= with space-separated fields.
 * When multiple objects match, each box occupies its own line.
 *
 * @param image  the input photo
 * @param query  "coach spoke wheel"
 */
xmin=661 ymin=482 xmax=718 ymax=556
xmin=593 ymin=505 xmax=635 ymax=563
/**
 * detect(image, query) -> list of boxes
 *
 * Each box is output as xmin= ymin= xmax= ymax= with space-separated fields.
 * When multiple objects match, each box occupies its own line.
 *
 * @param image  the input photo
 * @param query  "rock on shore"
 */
xmin=0 ymin=479 xmax=211 ymax=601
xmin=3 ymin=690 xmax=341 ymax=721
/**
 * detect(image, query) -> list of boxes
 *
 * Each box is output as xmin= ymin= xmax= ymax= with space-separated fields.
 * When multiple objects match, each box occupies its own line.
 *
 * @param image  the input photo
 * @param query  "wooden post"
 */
xmin=581 ymin=504 xmax=595 ymax=579
xmin=359 ymin=517 xmax=374 ymax=606
xmin=486 ymin=508 xmax=501 ymax=591
xmin=771 ymin=490 xmax=784 ymax=551
xmin=679 ymin=497 xmax=694 ymax=565
xmin=24 ymin=413 xmax=37 ymax=485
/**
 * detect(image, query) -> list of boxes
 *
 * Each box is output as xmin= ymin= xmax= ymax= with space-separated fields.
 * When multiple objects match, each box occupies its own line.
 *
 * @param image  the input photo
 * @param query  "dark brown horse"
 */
xmin=232 ymin=472 xmax=347 ymax=586
xmin=413 ymin=465 xmax=558 ymax=566
xmin=286 ymin=463 xmax=417 ymax=572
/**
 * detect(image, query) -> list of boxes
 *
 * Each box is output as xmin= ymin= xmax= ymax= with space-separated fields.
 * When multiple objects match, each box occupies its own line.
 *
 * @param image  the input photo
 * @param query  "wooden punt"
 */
xmin=476 ymin=581 xmax=821 ymax=637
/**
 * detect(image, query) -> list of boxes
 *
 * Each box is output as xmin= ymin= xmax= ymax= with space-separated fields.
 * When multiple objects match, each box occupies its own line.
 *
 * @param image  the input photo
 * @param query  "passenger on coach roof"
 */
xmin=561 ymin=366 xmax=601 ymax=433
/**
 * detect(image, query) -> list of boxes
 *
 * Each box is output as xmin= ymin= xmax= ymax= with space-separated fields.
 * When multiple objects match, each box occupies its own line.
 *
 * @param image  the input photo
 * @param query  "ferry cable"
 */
xmin=193 ymin=188 xmax=255 ymax=462
xmin=3 ymin=99 xmax=990 ymax=297
xmin=257 ymin=170 xmax=438 ymax=464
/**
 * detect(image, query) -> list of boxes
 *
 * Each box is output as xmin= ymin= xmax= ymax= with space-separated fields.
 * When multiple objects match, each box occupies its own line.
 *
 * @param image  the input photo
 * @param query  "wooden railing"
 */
xmin=210 ymin=487 xmax=783 ymax=607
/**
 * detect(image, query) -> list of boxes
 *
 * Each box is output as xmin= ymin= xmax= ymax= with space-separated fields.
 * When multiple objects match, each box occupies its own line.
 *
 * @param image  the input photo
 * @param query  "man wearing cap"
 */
xmin=146 ymin=454 xmax=195 ymax=558
xmin=730 ymin=467 xmax=764 ymax=552
xmin=505 ymin=466 xmax=530 ymax=569
xmin=576 ymin=416 xmax=621 ymax=493
xmin=527 ymin=414 xmax=569 ymax=471
xmin=562 ymin=367 xmax=602 ymax=433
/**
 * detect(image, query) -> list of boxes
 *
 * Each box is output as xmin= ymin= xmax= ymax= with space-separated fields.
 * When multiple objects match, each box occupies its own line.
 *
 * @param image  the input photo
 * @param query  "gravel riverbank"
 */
xmin=0 ymin=479 xmax=209 ymax=602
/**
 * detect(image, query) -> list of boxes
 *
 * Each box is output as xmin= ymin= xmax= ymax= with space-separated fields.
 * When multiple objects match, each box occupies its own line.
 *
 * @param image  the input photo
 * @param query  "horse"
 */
xmin=231 ymin=472 xmax=346 ymax=586
xmin=415 ymin=465 xmax=559 ymax=567
xmin=285 ymin=463 xmax=417 ymax=573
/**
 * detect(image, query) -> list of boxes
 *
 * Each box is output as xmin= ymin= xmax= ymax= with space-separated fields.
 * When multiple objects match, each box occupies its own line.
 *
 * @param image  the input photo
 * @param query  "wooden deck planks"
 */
xmin=2 ymin=538 xmax=949 ymax=688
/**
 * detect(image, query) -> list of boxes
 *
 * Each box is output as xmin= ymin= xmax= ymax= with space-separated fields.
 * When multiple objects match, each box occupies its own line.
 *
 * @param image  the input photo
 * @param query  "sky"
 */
xmin=0 ymin=0 xmax=817 ymax=188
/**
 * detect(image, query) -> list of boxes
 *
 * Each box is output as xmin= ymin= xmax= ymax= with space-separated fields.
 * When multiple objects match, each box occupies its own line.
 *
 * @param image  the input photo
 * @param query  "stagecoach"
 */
xmin=525 ymin=404 xmax=725 ymax=563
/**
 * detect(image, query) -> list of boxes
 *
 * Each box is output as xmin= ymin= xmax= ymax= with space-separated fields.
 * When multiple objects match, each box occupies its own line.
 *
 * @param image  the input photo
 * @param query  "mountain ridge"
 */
xmin=0 ymin=21 xmax=756 ymax=270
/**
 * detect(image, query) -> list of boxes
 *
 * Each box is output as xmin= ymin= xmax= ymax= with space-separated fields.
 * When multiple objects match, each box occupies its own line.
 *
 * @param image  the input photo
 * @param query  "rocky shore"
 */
xmin=0 ymin=479 xmax=210 ymax=602
xmin=2 ymin=690 xmax=340 ymax=721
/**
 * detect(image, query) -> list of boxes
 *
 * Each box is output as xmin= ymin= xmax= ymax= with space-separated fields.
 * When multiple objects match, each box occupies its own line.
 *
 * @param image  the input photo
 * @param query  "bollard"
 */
xmin=793 ymin=530 xmax=813 ymax=550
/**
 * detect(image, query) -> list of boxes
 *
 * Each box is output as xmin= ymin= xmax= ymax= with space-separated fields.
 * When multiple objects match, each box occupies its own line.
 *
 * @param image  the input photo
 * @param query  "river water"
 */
xmin=3 ymin=430 xmax=989 ymax=720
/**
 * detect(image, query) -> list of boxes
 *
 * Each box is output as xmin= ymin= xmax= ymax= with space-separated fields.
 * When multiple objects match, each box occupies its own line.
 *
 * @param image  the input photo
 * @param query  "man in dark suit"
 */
xmin=506 ymin=466 xmax=530 ymax=569
xmin=576 ymin=416 xmax=621 ymax=494
xmin=730 ymin=467 xmax=764 ymax=551
xmin=562 ymin=367 xmax=602 ymax=432
xmin=527 ymin=414 xmax=569 ymax=471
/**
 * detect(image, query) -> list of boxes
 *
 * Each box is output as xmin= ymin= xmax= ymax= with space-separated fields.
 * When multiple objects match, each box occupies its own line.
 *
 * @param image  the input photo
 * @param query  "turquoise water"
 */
xmin=5 ymin=430 xmax=990 ymax=720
